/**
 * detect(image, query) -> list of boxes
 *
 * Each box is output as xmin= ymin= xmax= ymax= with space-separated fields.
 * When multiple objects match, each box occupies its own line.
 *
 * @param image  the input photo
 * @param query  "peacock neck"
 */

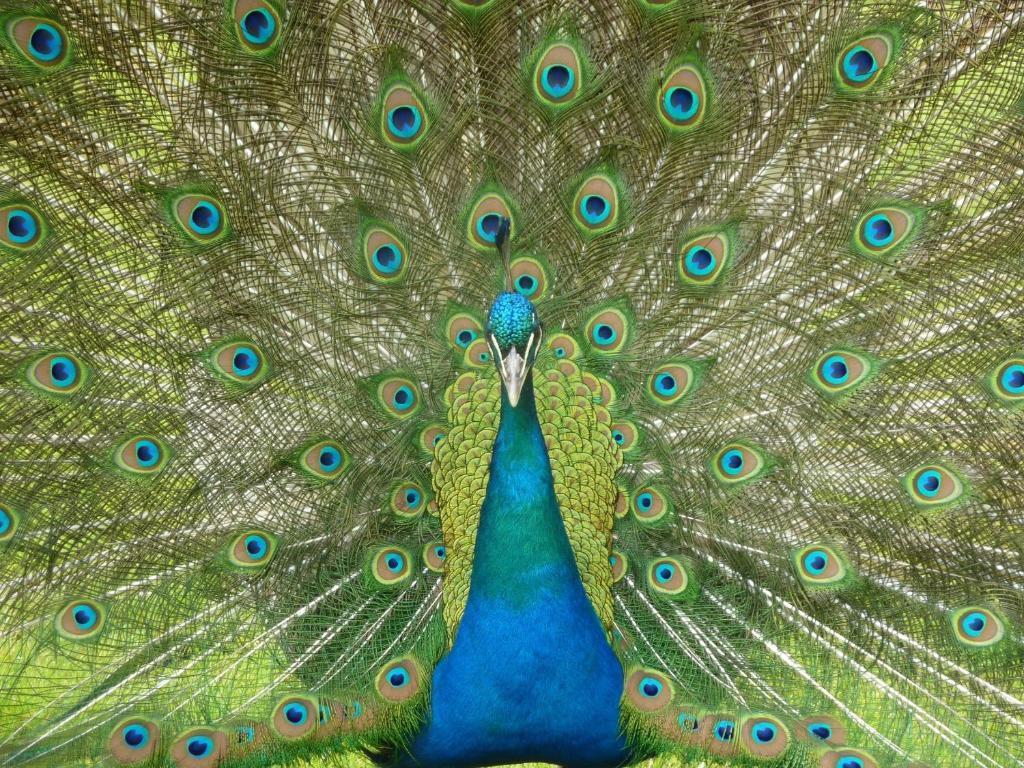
xmin=469 ymin=371 xmax=582 ymax=601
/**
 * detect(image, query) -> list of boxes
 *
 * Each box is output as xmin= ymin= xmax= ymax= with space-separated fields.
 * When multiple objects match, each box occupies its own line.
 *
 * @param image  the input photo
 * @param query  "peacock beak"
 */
xmin=489 ymin=330 xmax=540 ymax=408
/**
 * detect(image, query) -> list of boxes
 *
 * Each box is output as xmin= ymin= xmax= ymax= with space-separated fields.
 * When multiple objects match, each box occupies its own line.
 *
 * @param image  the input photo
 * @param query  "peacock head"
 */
xmin=486 ymin=291 xmax=542 ymax=408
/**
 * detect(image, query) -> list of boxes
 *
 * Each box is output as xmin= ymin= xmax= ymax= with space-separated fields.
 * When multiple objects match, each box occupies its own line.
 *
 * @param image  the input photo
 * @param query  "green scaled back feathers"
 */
xmin=1 ymin=1 xmax=1023 ymax=767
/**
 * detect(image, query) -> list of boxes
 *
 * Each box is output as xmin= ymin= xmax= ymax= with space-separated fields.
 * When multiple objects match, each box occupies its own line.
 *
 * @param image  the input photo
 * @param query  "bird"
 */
xmin=0 ymin=1 xmax=1022 ymax=767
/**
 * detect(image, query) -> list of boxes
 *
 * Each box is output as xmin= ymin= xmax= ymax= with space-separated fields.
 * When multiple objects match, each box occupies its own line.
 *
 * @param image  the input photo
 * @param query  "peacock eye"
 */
xmin=793 ymin=544 xmax=849 ymax=587
xmin=467 ymin=193 xmax=513 ymax=249
xmin=115 ymin=436 xmax=171 ymax=475
xmin=631 ymin=486 xmax=670 ymax=523
xmin=646 ymin=557 xmax=693 ymax=598
xmin=711 ymin=442 xmax=768 ymax=486
xmin=950 ymin=606 xmax=1005 ymax=648
xmin=646 ymin=362 xmax=696 ymax=405
xmin=572 ymin=174 xmax=620 ymax=234
xmin=370 ymin=546 xmax=412 ymax=585
xmin=272 ymin=697 xmax=318 ymax=738
xmin=376 ymin=377 xmax=421 ymax=418
xmin=609 ymin=421 xmax=638 ymax=452
xmin=229 ymin=530 xmax=278 ymax=568
xmin=364 ymin=226 xmax=410 ymax=283
xmin=419 ymin=423 xmax=445 ymax=453
xmin=376 ymin=657 xmax=421 ymax=701
xmin=510 ymin=256 xmax=549 ymax=300
xmin=298 ymin=440 xmax=349 ymax=480
xmin=57 ymin=599 xmax=105 ymax=639
xmin=810 ymin=349 xmax=876 ymax=398
xmin=678 ymin=232 xmax=729 ymax=285
xmin=209 ymin=340 xmax=269 ymax=386
xmin=853 ymin=206 xmax=916 ymax=260
xmin=609 ymin=550 xmax=627 ymax=583
xmin=446 ymin=312 xmax=484 ymax=352
xmin=625 ymin=668 xmax=673 ymax=711
xmin=585 ymin=307 xmax=629 ymax=354
xmin=381 ymin=84 xmax=429 ymax=148
xmin=109 ymin=718 xmax=159 ymax=762
xmin=26 ymin=352 xmax=87 ymax=395
xmin=658 ymin=64 xmax=707 ymax=129
xmin=836 ymin=34 xmax=892 ymax=90
xmin=547 ymin=333 xmax=579 ymax=360
xmin=233 ymin=0 xmax=282 ymax=52
xmin=424 ymin=541 xmax=446 ymax=572
xmin=173 ymin=194 xmax=227 ymax=243
xmin=1 ymin=204 xmax=45 ymax=250
xmin=392 ymin=482 xmax=427 ymax=517
xmin=533 ymin=43 xmax=582 ymax=106
xmin=904 ymin=463 xmax=964 ymax=507
xmin=987 ymin=356 xmax=1024 ymax=406
xmin=0 ymin=504 xmax=19 ymax=542
xmin=7 ymin=17 xmax=69 ymax=69
xmin=824 ymin=748 xmax=878 ymax=768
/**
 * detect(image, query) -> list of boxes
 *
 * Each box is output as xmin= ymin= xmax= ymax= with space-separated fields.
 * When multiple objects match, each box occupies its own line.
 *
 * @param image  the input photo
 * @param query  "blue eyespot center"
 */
xmin=542 ymin=64 xmax=575 ymax=98
xmin=637 ymin=492 xmax=653 ymax=510
xmin=721 ymin=449 xmax=744 ymax=475
xmin=135 ymin=440 xmax=160 ymax=467
xmin=639 ymin=677 xmax=662 ymax=697
xmin=373 ymin=244 xmax=402 ymax=274
xmin=73 ymin=605 xmax=97 ymax=628
xmin=915 ymin=470 xmax=941 ymax=497
xmin=388 ymin=105 xmax=422 ymax=139
xmin=231 ymin=347 xmax=259 ymax=377
xmin=28 ymin=24 xmax=62 ymax=61
xmin=50 ymin=356 xmax=77 ymax=387
xmin=1000 ymin=364 xmax=1024 ymax=393
xmin=388 ymin=666 xmax=410 ymax=687
xmin=962 ymin=611 xmax=987 ymax=637
xmin=554 ymin=346 xmax=566 ymax=357
xmin=515 ymin=274 xmax=537 ymax=295
xmin=434 ymin=546 xmax=446 ymax=559
xmin=714 ymin=720 xmax=735 ymax=742
xmin=822 ymin=355 xmax=849 ymax=385
xmin=804 ymin=550 xmax=828 ymax=575
xmin=664 ymin=86 xmax=699 ymax=121
xmin=678 ymin=713 xmax=699 ymax=731
xmin=386 ymin=554 xmax=404 ymax=572
xmin=684 ymin=245 xmax=715 ymax=276
xmin=808 ymin=723 xmax=832 ymax=740
xmin=245 ymin=534 xmax=268 ymax=559
xmin=285 ymin=703 xmax=308 ymax=725
xmin=612 ymin=430 xmax=624 ymax=444
xmin=241 ymin=8 xmax=276 ymax=44
xmin=189 ymin=202 xmax=220 ymax=235
xmin=580 ymin=194 xmax=610 ymax=225
xmin=187 ymin=736 xmax=213 ymax=757
xmin=476 ymin=213 xmax=501 ymax=243
xmin=392 ymin=385 xmax=413 ymax=410
xmin=318 ymin=446 xmax=340 ymax=470
xmin=405 ymin=489 xmax=421 ymax=507
xmin=863 ymin=213 xmax=894 ymax=247
xmin=456 ymin=329 xmax=476 ymax=348
xmin=123 ymin=724 xmax=148 ymax=748
xmin=654 ymin=372 xmax=677 ymax=395
xmin=656 ymin=565 xmax=675 ymax=583
xmin=838 ymin=758 xmax=864 ymax=768
xmin=7 ymin=210 xmax=37 ymax=243
xmin=753 ymin=722 xmax=777 ymax=743
xmin=843 ymin=46 xmax=877 ymax=82
xmin=0 ymin=508 xmax=11 ymax=535
xmin=594 ymin=323 xmax=616 ymax=344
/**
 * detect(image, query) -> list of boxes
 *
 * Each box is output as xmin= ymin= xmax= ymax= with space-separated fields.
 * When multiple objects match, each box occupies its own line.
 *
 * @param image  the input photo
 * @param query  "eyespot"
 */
xmin=0 ymin=504 xmax=20 ymax=543
xmin=233 ymin=1 xmax=282 ymax=52
xmin=169 ymin=729 xmax=230 ymax=766
xmin=609 ymin=551 xmax=628 ymax=583
xmin=904 ymin=464 xmax=964 ymax=507
xmin=625 ymin=668 xmax=674 ymax=712
xmin=987 ymin=357 xmax=1024 ymax=406
xmin=376 ymin=657 xmax=421 ymax=702
xmin=381 ymin=84 xmax=428 ymax=148
xmin=647 ymin=557 xmax=691 ymax=598
xmin=447 ymin=313 xmax=484 ymax=351
xmin=533 ymin=43 xmax=582 ymax=106
xmin=678 ymin=232 xmax=729 ymax=285
xmin=173 ymin=194 xmax=227 ymax=243
xmin=585 ymin=307 xmax=629 ymax=354
xmin=820 ymin=748 xmax=878 ymax=768
xmin=810 ymin=349 xmax=875 ymax=397
xmin=711 ymin=443 xmax=767 ymax=486
xmin=510 ymin=256 xmax=549 ymax=300
xmin=658 ymin=64 xmax=707 ymax=129
xmin=467 ymin=192 xmax=513 ymax=249
xmin=364 ymin=227 xmax=409 ymax=283
xmin=464 ymin=338 xmax=492 ymax=368
xmin=419 ymin=423 xmax=445 ymax=453
xmin=26 ymin=352 xmax=86 ymax=395
xmin=109 ymin=718 xmax=159 ymax=764
xmin=632 ymin=487 xmax=670 ymax=524
xmin=853 ymin=206 xmax=915 ymax=260
xmin=376 ymin=377 xmax=421 ymax=418
xmin=740 ymin=715 xmax=789 ymax=759
xmin=676 ymin=709 xmax=701 ymax=735
xmin=609 ymin=421 xmax=639 ymax=453
xmin=1 ymin=204 xmax=45 ymax=250
xmin=392 ymin=482 xmax=427 ymax=518
xmin=646 ymin=362 xmax=695 ymax=405
xmin=229 ymin=530 xmax=278 ymax=569
xmin=114 ymin=436 xmax=171 ymax=476
xmin=793 ymin=544 xmax=849 ymax=587
xmin=836 ymin=35 xmax=892 ymax=90
xmin=209 ymin=340 xmax=269 ymax=386
xmin=57 ymin=599 xmax=105 ymax=639
xmin=424 ymin=541 xmax=446 ymax=572
xmin=272 ymin=696 xmax=318 ymax=739
xmin=547 ymin=333 xmax=579 ymax=360
xmin=370 ymin=546 xmax=412 ymax=586
xmin=950 ymin=606 xmax=1005 ymax=648
xmin=709 ymin=717 xmax=736 ymax=743
xmin=798 ymin=715 xmax=846 ymax=745
xmin=572 ymin=174 xmax=620 ymax=234
xmin=298 ymin=440 xmax=349 ymax=480
xmin=7 ymin=18 xmax=69 ymax=69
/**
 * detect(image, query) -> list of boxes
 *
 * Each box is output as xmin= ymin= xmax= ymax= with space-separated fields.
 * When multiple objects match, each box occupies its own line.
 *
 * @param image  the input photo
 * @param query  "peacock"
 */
xmin=0 ymin=0 xmax=1023 ymax=766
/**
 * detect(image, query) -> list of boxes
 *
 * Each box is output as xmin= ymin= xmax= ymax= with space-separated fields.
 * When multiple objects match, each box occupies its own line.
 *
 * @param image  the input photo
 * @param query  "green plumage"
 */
xmin=1 ymin=0 xmax=1023 ymax=767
